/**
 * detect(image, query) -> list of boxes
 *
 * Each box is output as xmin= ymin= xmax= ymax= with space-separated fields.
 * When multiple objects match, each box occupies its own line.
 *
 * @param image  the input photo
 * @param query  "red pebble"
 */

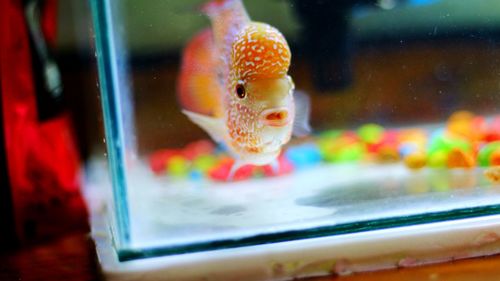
xmin=207 ymin=158 xmax=233 ymax=181
xmin=383 ymin=130 xmax=399 ymax=143
xmin=208 ymin=158 xmax=257 ymax=182
xmin=182 ymin=139 xmax=216 ymax=160
xmin=205 ymin=154 xmax=295 ymax=181
xmin=490 ymin=151 xmax=500 ymax=166
xmin=484 ymin=117 xmax=500 ymax=142
xmin=472 ymin=116 xmax=487 ymax=139
xmin=366 ymin=142 xmax=381 ymax=154
xmin=263 ymin=156 xmax=294 ymax=177
xmin=233 ymin=165 xmax=256 ymax=181
xmin=367 ymin=131 xmax=399 ymax=154
xmin=484 ymin=132 xmax=500 ymax=142
xmin=149 ymin=149 xmax=183 ymax=175
xmin=208 ymin=166 xmax=230 ymax=181
xmin=208 ymin=157 xmax=253 ymax=182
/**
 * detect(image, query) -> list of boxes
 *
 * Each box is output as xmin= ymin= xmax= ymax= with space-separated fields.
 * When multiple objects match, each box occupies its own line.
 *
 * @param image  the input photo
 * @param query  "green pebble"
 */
xmin=319 ymin=130 xmax=343 ymax=140
xmin=322 ymin=149 xmax=336 ymax=162
xmin=193 ymin=155 xmax=217 ymax=172
xmin=427 ymin=150 xmax=448 ymax=168
xmin=318 ymin=141 xmax=340 ymax=160
xmin=358 ymin=124 xmax=384 ymax=144
xmin=335 ymin=143 xmax=365 ymax=162
xmin=478 ymin=141 xmax=500 ymax=167
xmin=318 ymin=139 xmax=332 ymax=154
xmin=318 ymin=131 xmax=344 ymax=157
xmin=428 ymin=135 xmax=470 ymax=154
xmin=167 ymin=156 xmax=190 ymax=177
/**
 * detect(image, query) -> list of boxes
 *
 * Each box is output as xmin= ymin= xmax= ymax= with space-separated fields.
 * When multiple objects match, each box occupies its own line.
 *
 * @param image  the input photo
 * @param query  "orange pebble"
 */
xmin=448 ymin=110 xmax=475 ymax=122
xmin=490 ymin=151 xmax=500 ymax=166
xmin=447 ymin=111 xmax=476 ymax=140
xmin=447 ymin=119 xmax=474 ymax=140
xmin=447 ymin=148 xmax=475 ymax=168
xmin=404 ymin=152 xmax=427 ymax=170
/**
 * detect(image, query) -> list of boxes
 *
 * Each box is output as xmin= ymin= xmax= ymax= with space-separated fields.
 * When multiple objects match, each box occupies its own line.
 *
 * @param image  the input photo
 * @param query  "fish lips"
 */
xmin=259 ymin=107 xmax=292 ymax=127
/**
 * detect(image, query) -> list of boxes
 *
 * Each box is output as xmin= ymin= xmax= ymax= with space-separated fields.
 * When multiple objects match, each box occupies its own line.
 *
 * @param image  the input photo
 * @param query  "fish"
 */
xmin=177 ymin=0 xmax=310 ymax=177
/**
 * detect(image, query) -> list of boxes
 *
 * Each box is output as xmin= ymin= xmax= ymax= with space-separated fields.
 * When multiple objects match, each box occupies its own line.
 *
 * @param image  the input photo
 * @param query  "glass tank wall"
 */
xmin=89 ymin=0 xmax=500 ymax=261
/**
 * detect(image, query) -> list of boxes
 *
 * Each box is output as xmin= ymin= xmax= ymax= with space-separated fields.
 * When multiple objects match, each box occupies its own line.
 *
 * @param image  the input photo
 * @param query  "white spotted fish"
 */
xmin=177 ymin=0 xmax=310 ymax=178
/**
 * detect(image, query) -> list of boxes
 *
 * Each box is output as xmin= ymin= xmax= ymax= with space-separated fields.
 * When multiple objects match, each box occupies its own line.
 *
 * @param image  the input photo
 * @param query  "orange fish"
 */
xmin=177 ymin=0 xmax=310 ymax=176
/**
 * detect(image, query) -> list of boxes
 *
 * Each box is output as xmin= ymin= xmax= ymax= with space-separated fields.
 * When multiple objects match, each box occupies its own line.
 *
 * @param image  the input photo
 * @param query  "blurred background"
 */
xmin=3 ymin=0 xmax=500 ymax=249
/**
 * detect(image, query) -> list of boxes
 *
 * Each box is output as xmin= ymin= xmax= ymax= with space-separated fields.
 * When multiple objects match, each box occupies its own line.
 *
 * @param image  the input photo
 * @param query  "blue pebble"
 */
xmin=215 ymin=143 xmax=229 ymax=154
xmin=189 ymin=170 xmax=204 ymax=181
xmin=285 ymin=143 xmax=322 ymax=169
xmin=399 ymin=142 xmax=418 ymax=157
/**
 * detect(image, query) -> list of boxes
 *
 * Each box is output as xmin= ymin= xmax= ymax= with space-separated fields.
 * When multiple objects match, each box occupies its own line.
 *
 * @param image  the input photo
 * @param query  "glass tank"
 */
xmin=89 ymin=0 xmax=500 ymax=261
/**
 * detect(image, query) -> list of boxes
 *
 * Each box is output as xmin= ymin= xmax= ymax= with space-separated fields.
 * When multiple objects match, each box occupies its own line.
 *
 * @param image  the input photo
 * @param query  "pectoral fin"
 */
xmin=270 ymin=158 xmax=279 ymax=174
xmin=227 ymin=160 xmax=244 ymax=181
xmin=182 ymin=110 xmax=225 ymax=143
xmin=293 ymin=90 xmax=312 ymax=137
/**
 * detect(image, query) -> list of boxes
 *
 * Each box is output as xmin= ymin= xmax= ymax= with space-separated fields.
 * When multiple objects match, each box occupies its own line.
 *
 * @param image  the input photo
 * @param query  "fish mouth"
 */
xmin=259 ymin=107 xmax=291 ymax=127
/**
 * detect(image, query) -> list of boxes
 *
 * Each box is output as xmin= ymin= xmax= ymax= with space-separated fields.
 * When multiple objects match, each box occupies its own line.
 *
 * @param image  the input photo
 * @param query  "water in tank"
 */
xmin=88 ymin=0 xmax=500 ymax=261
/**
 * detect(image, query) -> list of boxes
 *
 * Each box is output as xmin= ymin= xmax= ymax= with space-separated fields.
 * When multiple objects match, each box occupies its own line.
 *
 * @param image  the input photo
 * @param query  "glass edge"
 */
xmin=116 ymin=204 xmax=500 ymax=262
xmin=89 ymin=0 xmax=131 ymax=246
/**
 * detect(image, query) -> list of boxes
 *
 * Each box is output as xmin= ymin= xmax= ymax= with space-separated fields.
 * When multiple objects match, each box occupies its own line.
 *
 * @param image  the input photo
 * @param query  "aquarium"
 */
xmin=88 ymin=0 xmax=500 ymax=278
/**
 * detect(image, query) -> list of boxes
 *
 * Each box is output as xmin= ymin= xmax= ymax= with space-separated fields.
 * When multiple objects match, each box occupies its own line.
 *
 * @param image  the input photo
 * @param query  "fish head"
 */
xmin=225 ymin=22 xmax=295 ymax=164
xmin=246 ymin=75 xmax=295 ymax=129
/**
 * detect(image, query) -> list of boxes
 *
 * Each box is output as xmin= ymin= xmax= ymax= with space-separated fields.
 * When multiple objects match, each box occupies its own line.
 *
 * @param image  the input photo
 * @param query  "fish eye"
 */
xmin=236 ymin=83 xmax=246 ymax=99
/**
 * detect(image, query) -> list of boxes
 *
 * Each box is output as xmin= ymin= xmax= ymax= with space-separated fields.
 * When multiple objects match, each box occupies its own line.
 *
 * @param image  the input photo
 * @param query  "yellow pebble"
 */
xmin=377 ymin=147 xmax=400 ymax=163
xmin=428 ymin=150 xmax=448 ymax=168
xmin=404 ymin=152 xmax=427 ymax=170
xmin=167 ymin=156 xmax=190 ymax=176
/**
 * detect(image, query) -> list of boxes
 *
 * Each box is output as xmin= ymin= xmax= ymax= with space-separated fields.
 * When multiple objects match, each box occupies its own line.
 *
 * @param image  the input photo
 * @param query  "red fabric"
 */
xmin=1 ymin=0 xmax=87 ymax=243
xmin=41 ymin=0 xmax=58 ymax=45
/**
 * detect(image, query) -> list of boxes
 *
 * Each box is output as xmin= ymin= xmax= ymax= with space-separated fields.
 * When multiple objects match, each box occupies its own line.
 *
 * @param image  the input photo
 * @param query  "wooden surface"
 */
xmin=3 ymin=234 xmax=500 ymax=281
xmin=308 ymin=256 xmax=500 ymax=281
xmin=0 ymin=234 xmax=100 ymax=281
